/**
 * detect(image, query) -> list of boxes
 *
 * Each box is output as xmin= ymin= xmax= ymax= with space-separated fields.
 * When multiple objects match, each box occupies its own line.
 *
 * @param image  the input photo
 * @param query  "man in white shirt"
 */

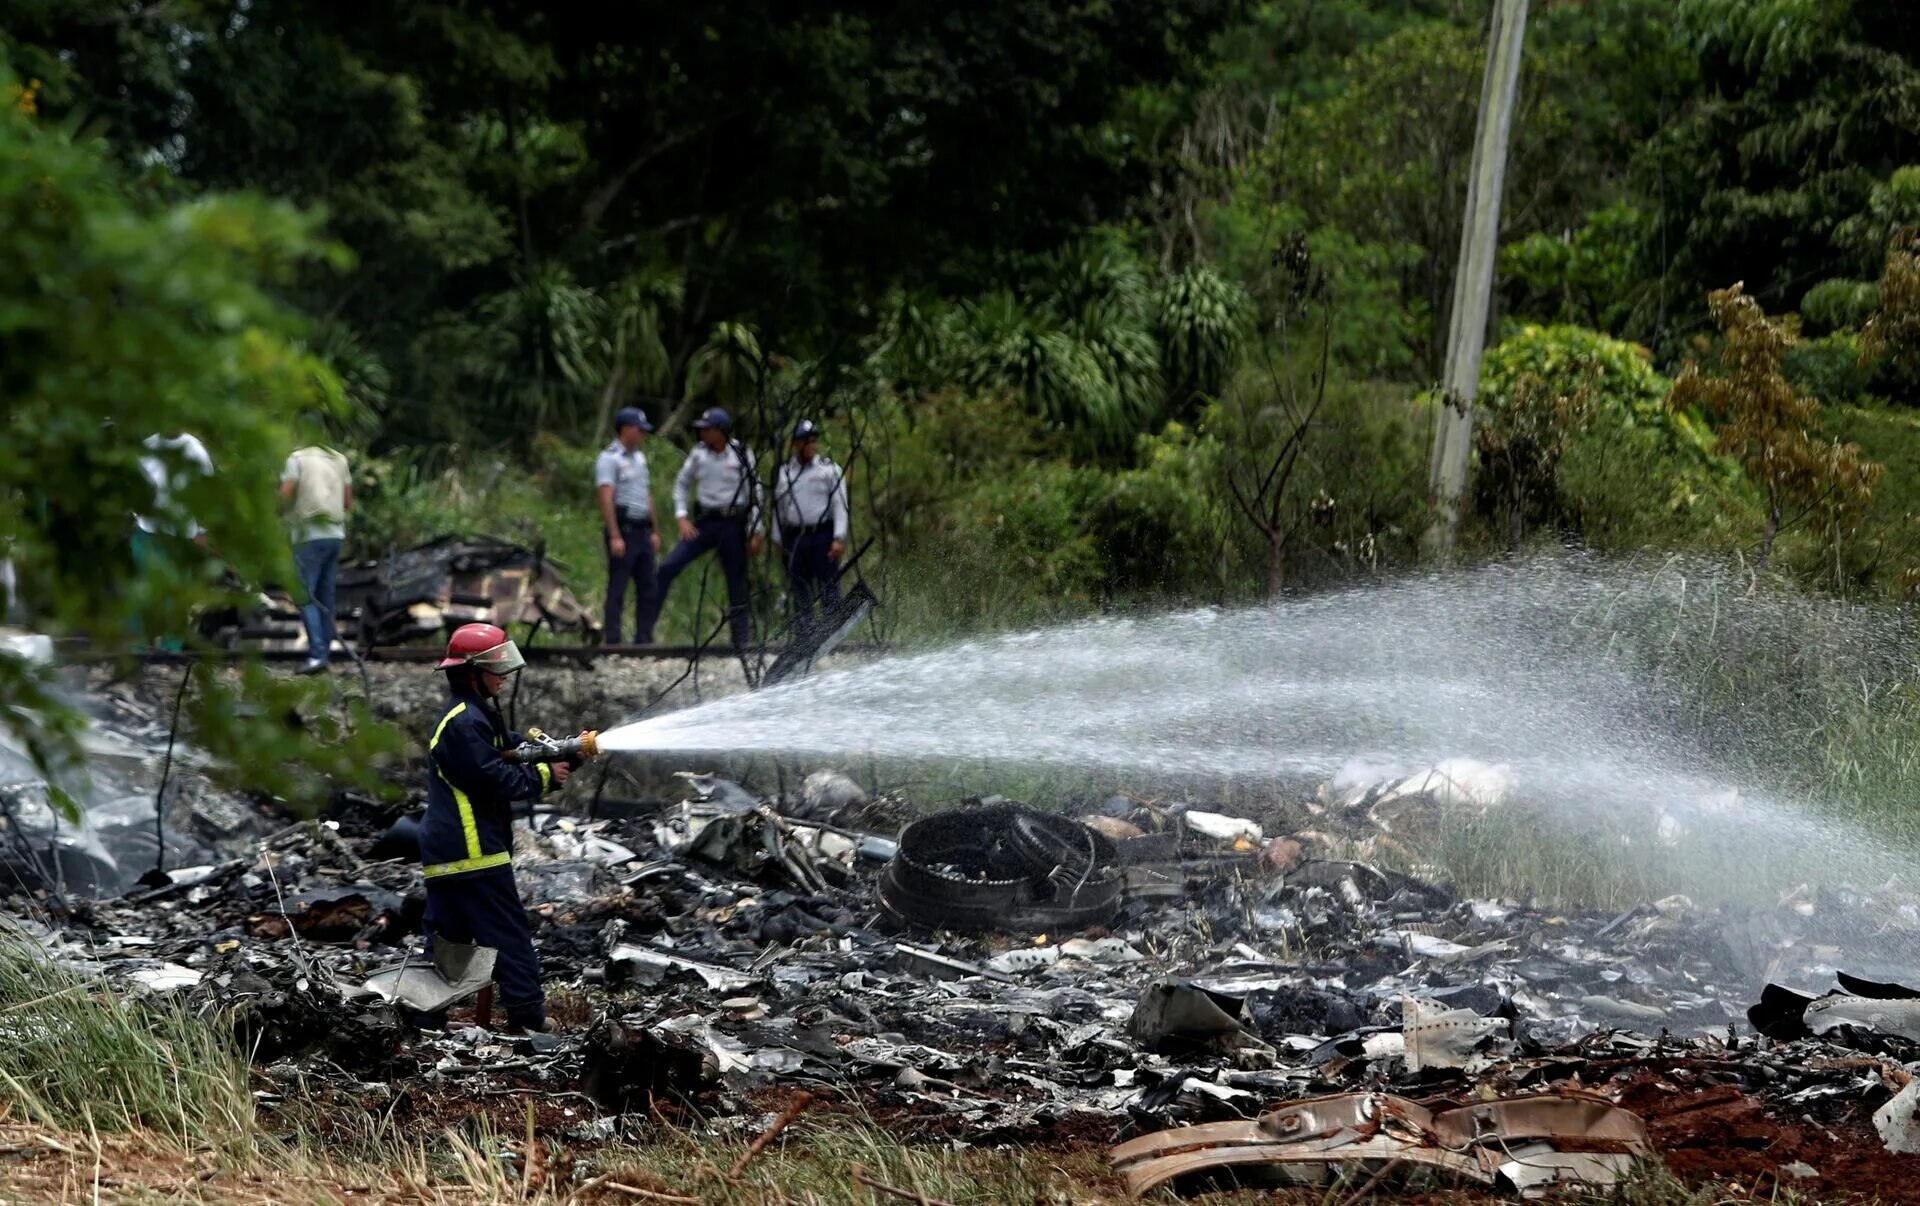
xmin=280 ymin=439 xmax=352 ymax=674
xmin=656 ymin=407 xmax=763 ymax=647
xmin=595 ymin=407 xmax=661 ymax=644
xmin=772 ymin=420 xmax=849 ymax=635
xmin=135 ymin=432 xmax=214 ymax=547
xmin=131 ymin=431 xmax=214 ymax=650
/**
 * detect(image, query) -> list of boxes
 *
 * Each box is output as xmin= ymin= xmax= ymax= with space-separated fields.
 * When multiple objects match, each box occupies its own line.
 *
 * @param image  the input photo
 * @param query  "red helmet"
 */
xmin=435 ymin=623 xmax=525 ymax=674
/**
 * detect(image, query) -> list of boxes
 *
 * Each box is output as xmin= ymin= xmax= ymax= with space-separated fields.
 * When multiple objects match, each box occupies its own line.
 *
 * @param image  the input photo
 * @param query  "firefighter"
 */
xmin=418 ymin=623 xmax=584 ymax=1032
xmin=772 ymin=419 xmax=848 ymax=636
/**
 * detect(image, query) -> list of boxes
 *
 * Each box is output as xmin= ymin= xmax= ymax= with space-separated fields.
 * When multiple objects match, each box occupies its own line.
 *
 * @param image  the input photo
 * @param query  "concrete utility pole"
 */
xmin=1427 ymin=0 xmax=1530 ymax=559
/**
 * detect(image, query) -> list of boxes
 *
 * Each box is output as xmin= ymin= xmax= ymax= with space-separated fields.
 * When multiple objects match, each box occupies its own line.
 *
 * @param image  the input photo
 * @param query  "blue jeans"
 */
xmin=293 ymin=538 xmax=342 ymax=663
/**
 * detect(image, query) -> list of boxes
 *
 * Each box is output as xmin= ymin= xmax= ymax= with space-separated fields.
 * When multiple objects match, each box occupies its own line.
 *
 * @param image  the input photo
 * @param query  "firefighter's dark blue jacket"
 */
xmin=420 ymin=685 xmax=555 ymax=879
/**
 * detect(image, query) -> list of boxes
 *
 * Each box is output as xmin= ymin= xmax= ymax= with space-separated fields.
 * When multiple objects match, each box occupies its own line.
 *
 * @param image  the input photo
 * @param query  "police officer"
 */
xmin=773 ymin=420 xmax=849 ymax=636
xmin=657 ymin=407 xmax=762 ymax=646
xmin=419 ymin=623 xmax=586 ymax=1033
xmin=596 ymin=407 xmax=661 ymax=644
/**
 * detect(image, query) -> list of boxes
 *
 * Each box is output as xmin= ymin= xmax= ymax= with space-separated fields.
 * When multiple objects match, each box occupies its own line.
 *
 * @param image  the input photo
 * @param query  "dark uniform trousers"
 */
xmin=603 ymin=513 xmax=659 ymax=644
xmin=781 ymin=523 xmax=842 ymax=635
xmin=423 ymin=868 xmax=544 ymax=1029
xmin=656 ymin=512 xmax=752 ymax=646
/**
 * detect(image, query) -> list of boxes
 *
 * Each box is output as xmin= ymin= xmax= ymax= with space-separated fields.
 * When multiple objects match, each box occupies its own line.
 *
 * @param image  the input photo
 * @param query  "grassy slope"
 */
xmin=1826 ymin=402 xmax=1920 ymax=583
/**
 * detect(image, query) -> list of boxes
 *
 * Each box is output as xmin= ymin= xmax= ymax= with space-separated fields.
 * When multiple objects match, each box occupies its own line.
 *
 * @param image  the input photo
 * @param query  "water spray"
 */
xmin=587 ymin=555 xmax=1920 ymax=900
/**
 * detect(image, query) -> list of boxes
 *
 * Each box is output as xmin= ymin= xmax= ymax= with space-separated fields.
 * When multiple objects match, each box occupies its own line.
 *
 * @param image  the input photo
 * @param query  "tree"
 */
xmin=1155 ymin=263 xmax=1250 ymax=415
xmin=1669 ymin=285 xmax=1883 ymax=574
xmin=0 ymin=61 xmax=395 ymax=814
xmin=1474 ymin=354 xmax=1598 ymax=553
xmin=1862 ymin=227 xmax=1920 ymax=387
xmin=6 ymin=2 xmax=1238 ymax=450
xmin=868 ymin=240 xmax=1249 ymax=460
xmin=1645 ymin=0 xmax=1920 ymax=334
xmin=1222 ymin=235 xmax=1332 ymax=596
xmin=1218 ymin=1 xmax=1684 ymax=379
xmin=1498 ymin=205 xmax=1652 ymax=333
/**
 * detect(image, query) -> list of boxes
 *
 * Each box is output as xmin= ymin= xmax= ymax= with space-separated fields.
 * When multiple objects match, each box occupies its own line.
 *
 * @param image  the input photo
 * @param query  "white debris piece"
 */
xmin=1372 ymin=759 xmax=1516 ymax=814
xmin=987 ymin=946 xmax=1062 ymax=974
xmin=1652 ymin=894 xmax=1695 ymax=918
xmin=1402 ymin=995 xmax=1509 ymax=1071
xmin=1496 ymin=1147 xmax=1640 ymax=1197
xmin=1182 ymin=811 xmax=1263 ymax=844
xmin=126 ymin=963 xmax=203 ymax=993
xmin=1372 ymin=930 xmax=1510 ymax=964
xmin=1061 ymin=937 xmax=1146 ymax=964
xmin=0 ymin=629 xmax=54 ymax=665
xmin=1803 ymin=994 xmax=1920 ymax=1042
xmin=608 ymin=943 xmax=756 ymax=992
xmin=1874 ymin=1079 xmax=1920 ymax=1153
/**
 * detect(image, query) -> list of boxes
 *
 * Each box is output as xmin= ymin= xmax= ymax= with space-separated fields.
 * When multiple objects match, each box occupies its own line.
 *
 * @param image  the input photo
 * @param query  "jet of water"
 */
xmin=598 ymin=555 xmax=1919 ymax=893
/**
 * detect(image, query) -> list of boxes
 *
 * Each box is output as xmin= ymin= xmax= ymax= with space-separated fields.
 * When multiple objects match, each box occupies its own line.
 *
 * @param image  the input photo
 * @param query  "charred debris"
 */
xmin=8 ymin=700 xmax=1920 ymax=1197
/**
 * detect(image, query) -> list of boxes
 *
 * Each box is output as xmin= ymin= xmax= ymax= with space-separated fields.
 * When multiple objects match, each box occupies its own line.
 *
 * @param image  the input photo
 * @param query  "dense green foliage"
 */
xmin=0 ymin=66 xmax=395 ymax=808
xmin=1650 ymin=0 xmax=1920 ymax=326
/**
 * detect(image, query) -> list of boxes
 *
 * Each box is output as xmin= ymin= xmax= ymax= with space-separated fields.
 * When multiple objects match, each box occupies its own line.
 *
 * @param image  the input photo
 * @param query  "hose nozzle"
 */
xmin=504 ymin=728 xmax=600 ymax=766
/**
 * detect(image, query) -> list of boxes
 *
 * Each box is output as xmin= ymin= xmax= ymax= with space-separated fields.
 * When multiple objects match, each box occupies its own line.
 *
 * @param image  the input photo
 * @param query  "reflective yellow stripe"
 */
xmin=431 ymin=702 xmax=468 ymax=748
xmin=537 ymin=763 xmax=552 ymax=791
xmin=425 ymin=700 xmax=511 ymax=879
xmin=422 ymin=851 xmax=512 ymax=878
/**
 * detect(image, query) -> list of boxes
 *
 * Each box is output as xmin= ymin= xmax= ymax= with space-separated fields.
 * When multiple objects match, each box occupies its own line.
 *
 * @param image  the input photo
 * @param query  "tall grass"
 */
xmin=1563 ymin=555 xmax=1920 ymax=826
xmin=0 ymin=931 xmax=256 ymax=1153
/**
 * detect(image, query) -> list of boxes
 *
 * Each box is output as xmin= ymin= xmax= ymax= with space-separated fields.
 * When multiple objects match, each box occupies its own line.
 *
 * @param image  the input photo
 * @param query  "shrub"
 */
xmin=1784 ymin=332 xmax=1874 ymax=405
xmin=1477 ymin=324 xmax=1749 ymax=550
xmin=1088 ymin=423 xmax=1231 ymax=598
xmin=1800 ymin=278 xmax=1880 ymax=333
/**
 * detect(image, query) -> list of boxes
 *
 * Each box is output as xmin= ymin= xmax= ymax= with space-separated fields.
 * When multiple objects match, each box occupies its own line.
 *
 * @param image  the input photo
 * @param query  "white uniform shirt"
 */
xmin=774 ymin=455 xmax=849 ymax=541
xmin=594 ymin=440 xmax=652 ymax=519
xmin=673 ymin=441 xmax=762 ymax=530
xmin=136 ymin=433 xmax=214 ymax=538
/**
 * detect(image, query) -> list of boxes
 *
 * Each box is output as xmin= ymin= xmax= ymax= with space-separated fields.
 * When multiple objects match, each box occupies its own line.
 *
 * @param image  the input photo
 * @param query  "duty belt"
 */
xmin=617 ymin=509 xmax=652 ymax=526
xmin=698 ymin=505 xmax=749 ymax=520
xmin=782 ymin=521 xmax=833 ymax=539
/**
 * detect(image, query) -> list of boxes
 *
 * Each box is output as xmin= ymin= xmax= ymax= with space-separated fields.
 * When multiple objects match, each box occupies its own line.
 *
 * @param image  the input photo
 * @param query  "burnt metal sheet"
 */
xmin=1129 ymin=980 xmax=1271 ymax=1056
xmin=364 ymin=940 xmax=498 ymax=1014
xmin=1111 ymin=1092 xmax=1650 ymax=1197
xmin=1750 ymin=977 xmax=1920 ymax=1045
xmin=1114 ymin=1140 xmax=1481 ymax=1195
xmin=1430 ymin=1094 xmax=1651 ymax=1151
